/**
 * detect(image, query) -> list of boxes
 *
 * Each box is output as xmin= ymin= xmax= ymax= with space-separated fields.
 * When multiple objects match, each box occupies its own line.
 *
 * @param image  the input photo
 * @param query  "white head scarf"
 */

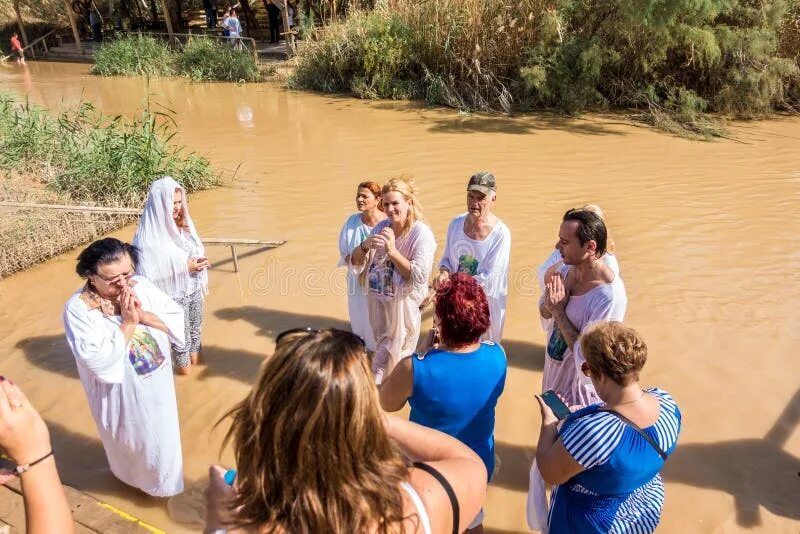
xmin=133 ymin=176 xmax=208 ymax=299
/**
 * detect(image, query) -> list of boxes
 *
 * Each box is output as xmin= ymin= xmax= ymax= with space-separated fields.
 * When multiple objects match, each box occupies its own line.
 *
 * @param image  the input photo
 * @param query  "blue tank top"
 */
xmin=409 ymin=342 xmax=507 ymax=479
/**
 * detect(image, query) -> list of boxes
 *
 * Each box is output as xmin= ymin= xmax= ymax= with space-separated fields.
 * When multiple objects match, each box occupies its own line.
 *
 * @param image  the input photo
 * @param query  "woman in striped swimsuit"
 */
xmin=535 ymin=322 xmax=682 ymax=533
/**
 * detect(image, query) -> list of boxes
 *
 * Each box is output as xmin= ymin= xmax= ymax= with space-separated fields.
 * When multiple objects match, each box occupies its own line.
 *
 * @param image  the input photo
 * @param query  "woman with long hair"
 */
xmin=338 ymin=181 xmax=386 ymax=351
xmin=349 ymin=176 xmax=437 ymax=383
xmin=133 ymin=176 xmax=209 ymax=375
xmin=204 ymin=328 xmax=487 ymax=533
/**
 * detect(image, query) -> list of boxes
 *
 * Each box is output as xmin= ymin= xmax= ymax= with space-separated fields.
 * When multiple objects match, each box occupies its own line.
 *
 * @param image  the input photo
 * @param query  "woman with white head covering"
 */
xmin=133 ymin=176 xmax=209 ymax=375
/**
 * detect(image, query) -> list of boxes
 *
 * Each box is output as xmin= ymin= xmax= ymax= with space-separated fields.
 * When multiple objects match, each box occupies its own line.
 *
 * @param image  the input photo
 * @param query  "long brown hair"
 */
xmin=220 ymin=329 xmax=409 ymax=533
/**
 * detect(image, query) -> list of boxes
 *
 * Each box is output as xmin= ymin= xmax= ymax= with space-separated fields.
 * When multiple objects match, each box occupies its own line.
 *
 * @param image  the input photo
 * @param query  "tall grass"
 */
xmin=0 ymin=91 xmax=217 ymax=206
xmin=291 ymin=0 xmax=800 ymax=137
xmin=93 ymin=34 xmax=263 ymax=83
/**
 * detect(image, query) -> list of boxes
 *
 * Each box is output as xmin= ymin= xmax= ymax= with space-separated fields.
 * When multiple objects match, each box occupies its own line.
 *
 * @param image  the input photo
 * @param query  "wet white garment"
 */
xmin=439 ymin=213 xmax=511 ymax=342
xmin=356 ymin=220 xmax=436 ymax=383
xmin=542 ymin=267 xmax=627 ymax=407
xmin=63 ymin=276 xmax=185 ymax=497
xmin=133 ymin=176 xmax=208 ymax=300
xmin=338 ymin=213 xmax=377 ymax=351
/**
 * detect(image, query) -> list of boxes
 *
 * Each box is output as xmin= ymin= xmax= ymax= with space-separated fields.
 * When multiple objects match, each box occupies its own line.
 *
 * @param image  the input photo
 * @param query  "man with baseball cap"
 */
xmin=433 ymin=172 xmax=511 ymax=343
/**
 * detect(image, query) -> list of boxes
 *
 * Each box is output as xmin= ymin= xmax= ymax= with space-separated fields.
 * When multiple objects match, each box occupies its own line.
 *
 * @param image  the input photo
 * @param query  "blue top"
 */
xmin=409 ymin=342 xmax=507 ymax=479
xmin=548 ymin=388 xmax=682 ymax=533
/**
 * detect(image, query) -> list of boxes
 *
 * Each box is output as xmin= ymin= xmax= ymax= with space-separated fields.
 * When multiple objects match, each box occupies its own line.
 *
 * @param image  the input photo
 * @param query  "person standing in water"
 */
xmin=338 ymin=181 xmax=386 ymax=352
xmin=433 ymin=172 xmax=511 ymax=343
xmin=540 ymin=209 xmax=627 ymax=407
xmin=9 ymin=32 xmax=25 ymax=64
xmin=349 ymin=176 xmax=436 ymax=383
xmin=63 ymin=238 xmax=185 ymax=497
xmin=133 ymin=177 xmax=209 ymax=375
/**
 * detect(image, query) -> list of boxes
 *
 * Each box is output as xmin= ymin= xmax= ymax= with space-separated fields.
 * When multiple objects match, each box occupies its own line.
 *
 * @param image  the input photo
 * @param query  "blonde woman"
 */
xmin=350 ymin=176 xmax=437 ymax=383
xmin=338 ymin=181 xmax=386 ymax=351
xmin=204 ymin=328 xmax=487 ymax=533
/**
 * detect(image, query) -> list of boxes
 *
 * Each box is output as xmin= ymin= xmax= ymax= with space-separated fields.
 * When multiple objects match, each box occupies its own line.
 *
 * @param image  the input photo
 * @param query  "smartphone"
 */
xmin=540 ymin=390 xmax=571 ymax=420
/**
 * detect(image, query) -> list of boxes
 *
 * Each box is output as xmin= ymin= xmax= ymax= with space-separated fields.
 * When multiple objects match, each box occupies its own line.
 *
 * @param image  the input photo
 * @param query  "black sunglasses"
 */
xmin=274 ymin=327 xmax=366 ymax=349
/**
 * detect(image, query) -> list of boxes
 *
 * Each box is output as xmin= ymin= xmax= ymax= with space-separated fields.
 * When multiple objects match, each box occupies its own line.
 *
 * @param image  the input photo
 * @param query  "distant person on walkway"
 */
xmin=433 ymin=172 xmax=511 ymax=343
xmin=535 ymin=322 xmax=681 ymax=533
xmin=265 ymin=0 xmax=282 ymax=43
xmin=89 ymin=7 xmax=103 ymax=42
xmin=338 ymin=181 xmax=386 ymax=352
xmin=133 ymin=176 xmax=209 ymax=376
xmin=0 ymin=378 xmax=74 ymax=533
xmin=287 ymin=2 xmax=295 ymax=28
xmin=539 ymin=208 xmax=627 ymax=407
xmin=204 ymin=328 xmax=487 ymax=533
xmin=381 ymin=273 xmax=507 ymax=533
xmin=63 ymin=238 xmax=185 ymax=497
xmin=10 ymin=32 xmax=25 ymax=64
xmin=349 ymin=176 xmax=436 ymax=383
xmin=223 ymin=8 xmax=242 ymax=45
xmin=203 ymin=0 xmax=218 ymax=28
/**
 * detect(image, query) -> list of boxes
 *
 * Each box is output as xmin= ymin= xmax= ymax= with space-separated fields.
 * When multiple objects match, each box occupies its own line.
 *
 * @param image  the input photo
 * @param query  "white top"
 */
xmin=400 ymin=482 xmax=432 ymax=534
xmin=357 ymin=220 xmax=436 ymax=382
xmin=133 ymin=176 xmax=207 ymax=300
xmin=542 ymin=266 xmax=627 ymax=407
xmin=439 ymin=213 xmax=511 ymax=342
xmin=63 ymin=276 xmax=185 ymax=497
xmin=338 ymin=213 xmax=377 ymax=350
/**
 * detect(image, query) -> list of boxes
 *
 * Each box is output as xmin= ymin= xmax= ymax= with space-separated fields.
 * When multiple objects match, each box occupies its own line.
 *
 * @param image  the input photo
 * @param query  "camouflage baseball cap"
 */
xmin=467 ymin=172 xmax=496 ymax=196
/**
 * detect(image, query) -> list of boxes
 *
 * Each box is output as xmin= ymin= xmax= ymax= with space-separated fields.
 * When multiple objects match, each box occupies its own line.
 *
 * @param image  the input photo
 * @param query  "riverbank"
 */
xmin=0 ymin=90 xmax=218 ymax=277
xmin=0 ymin=62 xmax=798 ymax=532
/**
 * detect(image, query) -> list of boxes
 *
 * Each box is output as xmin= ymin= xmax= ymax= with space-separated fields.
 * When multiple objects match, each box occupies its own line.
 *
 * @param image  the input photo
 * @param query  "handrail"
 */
xmin=1 ymin=28 xmax=57 ymax=61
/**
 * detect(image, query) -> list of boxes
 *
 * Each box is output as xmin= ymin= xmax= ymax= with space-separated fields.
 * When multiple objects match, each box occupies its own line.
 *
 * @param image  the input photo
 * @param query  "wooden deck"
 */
xmin=0 ymin=479 xmax=162 ymax=533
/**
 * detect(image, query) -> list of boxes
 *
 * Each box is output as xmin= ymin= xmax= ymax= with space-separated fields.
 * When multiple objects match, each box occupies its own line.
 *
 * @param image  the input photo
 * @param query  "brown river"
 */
xmin=1 ymin=62 xmax=798 ymax=533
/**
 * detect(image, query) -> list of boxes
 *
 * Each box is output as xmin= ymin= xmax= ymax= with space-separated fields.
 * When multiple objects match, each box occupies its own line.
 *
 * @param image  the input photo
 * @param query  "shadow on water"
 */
xmin=16 ymin=334 xmax=78 ymax=380
xmin=663 ymin=387 xmax=800 ymax=527
xmin=426 ymin=112 xmax=629 ymax=137
xmin=492 ymin=441 xmax=535 ymax=493
xmin=215 ymin=305 xmax=351 ymax=338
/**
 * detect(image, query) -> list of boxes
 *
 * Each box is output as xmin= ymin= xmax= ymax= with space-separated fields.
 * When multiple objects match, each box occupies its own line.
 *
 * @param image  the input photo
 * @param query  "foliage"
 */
xmin=0 ymin=91 xmax=217 ymax=206
xmin=291 ymin=0 xmax=800 ymax=136
xmin=93 ymin=34 xmax=262 ymax=82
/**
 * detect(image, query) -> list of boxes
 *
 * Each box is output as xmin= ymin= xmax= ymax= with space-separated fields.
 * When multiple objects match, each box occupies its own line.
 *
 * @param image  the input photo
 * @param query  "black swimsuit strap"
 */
xmin=413 ymin=462 xmax=460 ymax=534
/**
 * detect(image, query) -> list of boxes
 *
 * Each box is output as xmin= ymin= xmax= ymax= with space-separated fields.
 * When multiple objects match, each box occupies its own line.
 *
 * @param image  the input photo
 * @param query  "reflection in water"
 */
xmin=0 ymin=63 xmax=798 ymax=533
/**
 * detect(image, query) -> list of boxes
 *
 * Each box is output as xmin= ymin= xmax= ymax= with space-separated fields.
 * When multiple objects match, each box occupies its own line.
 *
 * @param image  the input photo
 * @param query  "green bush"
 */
xmin=92 ymin=34 xmax=262 ymax=82
xmin=177 ymin=37 xmax=261 ymax=82
xmin=292 ymin=0 xmax=800 ymax=136
xmin=0 ymin=91 xmax=218 ymax=206
xmin=92 ymin=34 xmax=176 ymax=77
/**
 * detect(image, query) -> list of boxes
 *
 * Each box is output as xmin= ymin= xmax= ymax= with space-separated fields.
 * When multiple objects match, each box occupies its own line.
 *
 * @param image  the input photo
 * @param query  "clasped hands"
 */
xmin=364 ymin=227 xmax=397 ymax=255
xmin=543 ymin=270 xmax=569 ymax=314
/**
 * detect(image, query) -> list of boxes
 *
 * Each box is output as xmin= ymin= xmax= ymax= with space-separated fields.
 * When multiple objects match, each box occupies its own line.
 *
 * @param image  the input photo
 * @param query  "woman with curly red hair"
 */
xmin=380 ymin=273 xmax=507 ymax=533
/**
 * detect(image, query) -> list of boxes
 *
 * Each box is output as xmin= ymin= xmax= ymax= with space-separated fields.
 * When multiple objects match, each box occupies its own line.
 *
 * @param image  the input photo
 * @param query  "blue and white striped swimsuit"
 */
xmin=548 ymin=388 xmax=682 ymax=533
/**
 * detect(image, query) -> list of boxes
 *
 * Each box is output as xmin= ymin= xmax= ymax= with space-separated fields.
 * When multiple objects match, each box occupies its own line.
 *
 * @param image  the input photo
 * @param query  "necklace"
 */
xmin=613 ymin=390 xmax=646 ymax=407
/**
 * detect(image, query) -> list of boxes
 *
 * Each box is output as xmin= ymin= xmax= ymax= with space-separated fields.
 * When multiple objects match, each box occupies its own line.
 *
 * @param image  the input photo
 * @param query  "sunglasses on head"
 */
xmin=274 ymin=327 xmax=366 ymax=349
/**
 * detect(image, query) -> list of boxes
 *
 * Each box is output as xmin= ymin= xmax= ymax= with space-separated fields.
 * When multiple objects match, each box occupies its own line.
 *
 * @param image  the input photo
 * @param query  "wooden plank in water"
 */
xmin=203 ymin=238 xmax=286 ymax=247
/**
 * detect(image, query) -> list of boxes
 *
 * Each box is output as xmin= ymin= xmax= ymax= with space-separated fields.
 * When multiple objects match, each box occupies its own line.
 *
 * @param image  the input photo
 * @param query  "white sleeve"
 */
xmin=409 ymin=226 xmax=437 ymax=287
xmin=338 ymin=217 xmax=352 ymax=267
xmin=537 ymin=248 xmax=562 ymax=294
xmin=63 ymin=299 xmax=127 ymax=385
xmin=136 ymin=278 xmax=186 ymax=350
xmin=473 ymin=224 xmax=511 ymax=293
xmin=438 ymin=218 xmax=456 ymax=272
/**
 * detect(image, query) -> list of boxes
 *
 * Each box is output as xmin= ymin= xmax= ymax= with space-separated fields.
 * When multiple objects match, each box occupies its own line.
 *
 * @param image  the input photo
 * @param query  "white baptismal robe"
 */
xmin=63 ymin=276 xmax=185 ymax=497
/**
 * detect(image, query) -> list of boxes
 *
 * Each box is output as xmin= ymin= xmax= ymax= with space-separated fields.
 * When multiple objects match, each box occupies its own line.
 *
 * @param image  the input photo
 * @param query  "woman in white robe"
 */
xmin=337 ymin=181 xmax=386 ymax=351
xmin=133 ymin=176 xmax=209 ymax=375
xmin=63 ymin=238 xmax=185 ymax=497
xmin=349 ymin=176 xmax=436 ymax=384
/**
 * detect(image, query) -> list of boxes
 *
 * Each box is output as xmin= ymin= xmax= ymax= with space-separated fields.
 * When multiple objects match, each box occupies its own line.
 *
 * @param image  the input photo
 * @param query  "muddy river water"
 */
xmin=0 ymin=62 xmax=798 ymax=533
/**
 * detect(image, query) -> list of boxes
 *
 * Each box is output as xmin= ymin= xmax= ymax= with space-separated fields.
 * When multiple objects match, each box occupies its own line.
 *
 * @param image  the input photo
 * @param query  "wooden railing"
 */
xmin=1 ymin=28 xmax=57 ymax=62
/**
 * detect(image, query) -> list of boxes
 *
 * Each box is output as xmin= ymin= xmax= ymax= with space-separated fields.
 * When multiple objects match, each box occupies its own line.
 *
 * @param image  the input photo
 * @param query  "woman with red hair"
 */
xmin=380 ymin=273 xmax=507 ymax=533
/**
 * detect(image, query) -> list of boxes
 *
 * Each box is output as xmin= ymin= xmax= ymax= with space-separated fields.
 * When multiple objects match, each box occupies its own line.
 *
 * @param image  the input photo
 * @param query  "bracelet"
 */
xmin=14 ymin=451 xmax=54 ymax=476
xmin=360 ymin=241 xmax=368 ymax=253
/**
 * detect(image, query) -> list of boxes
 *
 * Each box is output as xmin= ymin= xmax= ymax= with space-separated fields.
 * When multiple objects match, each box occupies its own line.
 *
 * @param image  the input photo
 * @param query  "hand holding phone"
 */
xmin=540 ymin=390 xmax=572 ymax=420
